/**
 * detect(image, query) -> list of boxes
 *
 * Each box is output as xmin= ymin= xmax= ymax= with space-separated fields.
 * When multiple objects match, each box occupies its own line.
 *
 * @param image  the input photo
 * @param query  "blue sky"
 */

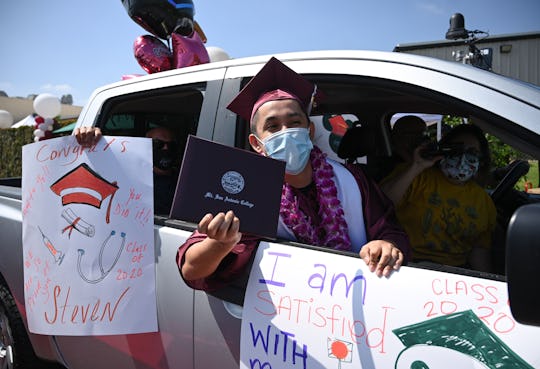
xmin=1 ymin=0 xmax=538 ymax=107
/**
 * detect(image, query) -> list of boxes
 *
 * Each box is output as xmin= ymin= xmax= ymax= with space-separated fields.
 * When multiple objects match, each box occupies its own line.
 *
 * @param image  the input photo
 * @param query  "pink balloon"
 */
xmin=171 ymin=31 xmax=209 ymax=69
xmin=134 ymin=35 xmax=173 ymax=74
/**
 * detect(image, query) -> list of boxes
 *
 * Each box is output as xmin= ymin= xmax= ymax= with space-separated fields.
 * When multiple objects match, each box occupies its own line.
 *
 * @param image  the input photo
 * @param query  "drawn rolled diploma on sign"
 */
xmin=61 ymin=208 xmax=95 ymax=238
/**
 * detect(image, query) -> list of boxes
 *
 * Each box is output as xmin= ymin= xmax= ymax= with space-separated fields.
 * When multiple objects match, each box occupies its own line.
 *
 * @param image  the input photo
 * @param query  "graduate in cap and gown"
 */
xmin=178 ymin=57 xmax=411 ymax=291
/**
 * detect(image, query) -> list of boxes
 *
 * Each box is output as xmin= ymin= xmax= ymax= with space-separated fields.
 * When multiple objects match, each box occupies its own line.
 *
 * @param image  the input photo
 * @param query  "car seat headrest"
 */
xmin=337 ymin=122 xmax=376 ymax=160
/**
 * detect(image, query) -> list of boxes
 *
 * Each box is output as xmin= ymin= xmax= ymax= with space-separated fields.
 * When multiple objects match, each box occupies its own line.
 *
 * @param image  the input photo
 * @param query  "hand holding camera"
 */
xmin=420 ymin=141 xmax=465 ymax=159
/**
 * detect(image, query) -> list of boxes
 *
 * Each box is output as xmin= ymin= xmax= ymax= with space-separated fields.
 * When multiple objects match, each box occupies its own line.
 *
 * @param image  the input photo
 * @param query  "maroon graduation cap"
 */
xmin=50 ymin=163 xmax=119 ymax=223
xmin=226 ymin=57 xmax=321 ymax=123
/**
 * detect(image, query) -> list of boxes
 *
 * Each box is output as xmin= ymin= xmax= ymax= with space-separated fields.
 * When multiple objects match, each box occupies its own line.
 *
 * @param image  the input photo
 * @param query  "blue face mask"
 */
xmin=259 ymin=128 xmax=313 ymax=175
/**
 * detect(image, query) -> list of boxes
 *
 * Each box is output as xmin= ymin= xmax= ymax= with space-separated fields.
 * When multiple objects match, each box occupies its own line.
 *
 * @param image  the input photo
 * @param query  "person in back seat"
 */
xmin=380 ymin=124 xmax=496 ymax=272
xmin=74 ymin=125 xmax=180 ymax=215
xmin=390 ymin=115 xmax=428 ymax=165
xmin=178 ymin=57 xmax=411 ymax=291
xmin=146 ymin=126 xmax=181 ymax=214
xmin=372 ymin=115 xmax=428 ymax=182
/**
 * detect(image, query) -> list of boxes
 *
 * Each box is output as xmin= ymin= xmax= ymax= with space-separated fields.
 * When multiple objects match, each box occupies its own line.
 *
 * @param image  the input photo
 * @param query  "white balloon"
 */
xmin=33 ymin=93 xmax=61 ymax=118
xmin=33 ymin=129 xmax=45 ymax=138
xmin=0 ymin=110 xmax=14 ymax=128
xmin=206 ymin=46 xmax=230 ymax=62
xmin=34 ymin=136 xmax=41 ymax=142
xmin=41 ymin=119 xmax=54 ymax=130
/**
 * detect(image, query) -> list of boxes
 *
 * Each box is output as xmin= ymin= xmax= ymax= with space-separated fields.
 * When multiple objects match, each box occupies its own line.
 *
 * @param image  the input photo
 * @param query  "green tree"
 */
xmin=486 ymin=134 xmax=521 ymax=168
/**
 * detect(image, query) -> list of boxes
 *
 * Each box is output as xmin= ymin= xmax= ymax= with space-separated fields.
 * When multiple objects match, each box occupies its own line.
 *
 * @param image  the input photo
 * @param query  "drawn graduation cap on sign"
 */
xmin=50 ymin=163 xmax=119 ymax=224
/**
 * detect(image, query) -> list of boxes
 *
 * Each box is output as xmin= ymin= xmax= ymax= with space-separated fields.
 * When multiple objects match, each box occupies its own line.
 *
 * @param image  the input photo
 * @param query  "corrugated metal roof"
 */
xmin=393 ymin=31 xmax=540 ymax=87
xmin=394 ymin=31 xmax=540 ymax=52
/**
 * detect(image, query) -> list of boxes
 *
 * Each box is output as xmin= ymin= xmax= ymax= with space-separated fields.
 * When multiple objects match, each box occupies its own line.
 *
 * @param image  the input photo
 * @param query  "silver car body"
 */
xmin=1 ymin=50 xmax=540 ymax=368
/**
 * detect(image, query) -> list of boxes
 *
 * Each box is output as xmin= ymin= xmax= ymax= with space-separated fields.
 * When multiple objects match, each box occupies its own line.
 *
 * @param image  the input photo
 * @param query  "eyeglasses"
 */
xmin=448 ymin=148 xmax=481 ymax=164
xmin=462 ymin=147 xmax=481 ymax=160
xmin=152 ymin=138 xmax=178 ymax=153
xmin=444 ymin=141 xmax=482 ymax=159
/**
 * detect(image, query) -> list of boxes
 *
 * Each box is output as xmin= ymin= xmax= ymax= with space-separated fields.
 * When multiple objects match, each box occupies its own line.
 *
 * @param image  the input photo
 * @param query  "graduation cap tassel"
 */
xmin=307 ymin=85 xmax=318 ymax=116
xmin=105 ymin=182 xmax=118 ymax=224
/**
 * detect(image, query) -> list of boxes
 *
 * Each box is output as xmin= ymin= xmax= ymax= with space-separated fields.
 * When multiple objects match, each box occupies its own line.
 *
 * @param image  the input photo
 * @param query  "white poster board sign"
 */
xmin=241 ymin=242 xmax=539 ymax=368
xmin=22 ymin=135 xmax=157 ymax=335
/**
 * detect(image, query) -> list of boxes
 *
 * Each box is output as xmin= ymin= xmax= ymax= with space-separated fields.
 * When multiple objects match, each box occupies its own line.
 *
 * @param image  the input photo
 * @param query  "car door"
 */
xmin=187 ymin=53 xmax=540 ymax=368
xmin=51 ymin=67 xmax=227 ymax=369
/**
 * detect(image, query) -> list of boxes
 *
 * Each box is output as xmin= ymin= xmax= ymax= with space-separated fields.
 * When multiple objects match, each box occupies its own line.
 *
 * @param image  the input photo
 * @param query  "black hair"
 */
xmin=439 ymin=124 xmax=491 ymax=171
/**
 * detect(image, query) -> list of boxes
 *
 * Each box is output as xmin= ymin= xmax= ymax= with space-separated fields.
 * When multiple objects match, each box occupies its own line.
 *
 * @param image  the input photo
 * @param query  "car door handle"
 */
xmin=223 ymin=301 xmax=243 ymax=319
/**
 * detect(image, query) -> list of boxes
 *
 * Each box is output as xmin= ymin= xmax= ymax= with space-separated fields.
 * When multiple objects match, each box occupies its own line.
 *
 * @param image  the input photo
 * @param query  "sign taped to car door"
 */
xmin=240 ymin=242 xmax=539 ymax=368
xmin=22 ymin=135 xmax=157 ymax=335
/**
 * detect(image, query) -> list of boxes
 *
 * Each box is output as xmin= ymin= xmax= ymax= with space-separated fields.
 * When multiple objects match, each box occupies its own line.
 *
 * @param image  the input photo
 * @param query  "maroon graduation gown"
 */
xmin=177 ymin=162 xmax=411 ymax=291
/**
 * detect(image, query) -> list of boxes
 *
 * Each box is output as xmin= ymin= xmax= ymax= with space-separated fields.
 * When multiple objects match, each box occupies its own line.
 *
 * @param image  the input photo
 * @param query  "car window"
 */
xmin=98 ymin=84 xmax=206 ymax=162
xmin=211 ymin=72 xmax=540 ymax=306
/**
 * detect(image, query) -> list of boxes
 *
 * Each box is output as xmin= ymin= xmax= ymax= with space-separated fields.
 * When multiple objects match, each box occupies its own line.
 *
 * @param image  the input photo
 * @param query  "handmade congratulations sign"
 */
xmin=21 ymin=135 xmax=156 ymax=335
xmin=240 ymin=242 xmax=539 ymax=368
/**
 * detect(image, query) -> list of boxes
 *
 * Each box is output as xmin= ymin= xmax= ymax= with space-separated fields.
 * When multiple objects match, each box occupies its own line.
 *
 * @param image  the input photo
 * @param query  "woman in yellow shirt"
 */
xmin=380 ymin=124 xmax=496 ymax=272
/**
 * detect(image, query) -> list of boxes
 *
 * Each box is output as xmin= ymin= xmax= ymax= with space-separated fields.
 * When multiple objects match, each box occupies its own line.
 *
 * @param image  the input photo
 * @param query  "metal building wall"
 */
xmin=394 ymin=33 xmax=540 ymax=86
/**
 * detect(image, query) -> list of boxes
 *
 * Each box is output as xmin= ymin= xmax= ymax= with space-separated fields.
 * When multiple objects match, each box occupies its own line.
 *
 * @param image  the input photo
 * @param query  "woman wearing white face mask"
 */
xmin=380 ymin=124 xmax=496 ymax=272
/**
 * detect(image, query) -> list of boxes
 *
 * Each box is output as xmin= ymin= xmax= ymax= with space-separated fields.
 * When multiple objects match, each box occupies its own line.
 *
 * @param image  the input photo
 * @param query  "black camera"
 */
xmin=420 ymin=141 xmax=464 ymax=159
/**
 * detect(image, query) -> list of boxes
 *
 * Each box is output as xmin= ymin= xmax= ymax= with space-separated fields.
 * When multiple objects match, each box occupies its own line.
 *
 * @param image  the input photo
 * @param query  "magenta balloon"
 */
xmin=133 ymin=35 xmax=173 ymax=74
xmin=170 ymin=31 xmax=209 ymax=69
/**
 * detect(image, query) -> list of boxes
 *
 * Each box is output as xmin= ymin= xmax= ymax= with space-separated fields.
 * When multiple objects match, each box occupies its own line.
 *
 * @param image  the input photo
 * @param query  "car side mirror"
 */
xmin=506 ymin=203 xmax=540 ymax=326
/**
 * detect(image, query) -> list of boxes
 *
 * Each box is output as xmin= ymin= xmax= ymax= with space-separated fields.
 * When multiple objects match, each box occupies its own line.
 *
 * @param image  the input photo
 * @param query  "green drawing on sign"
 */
xmin=411 ymin=361 xmax=429 ymax=369
xmin=392 ymin=310 xmax=533 ymax=369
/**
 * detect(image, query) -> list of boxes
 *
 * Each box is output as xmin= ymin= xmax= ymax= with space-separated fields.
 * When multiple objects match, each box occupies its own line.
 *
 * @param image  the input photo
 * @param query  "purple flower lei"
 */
xmin=280 ymin=146 xmax=352 ymax=251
